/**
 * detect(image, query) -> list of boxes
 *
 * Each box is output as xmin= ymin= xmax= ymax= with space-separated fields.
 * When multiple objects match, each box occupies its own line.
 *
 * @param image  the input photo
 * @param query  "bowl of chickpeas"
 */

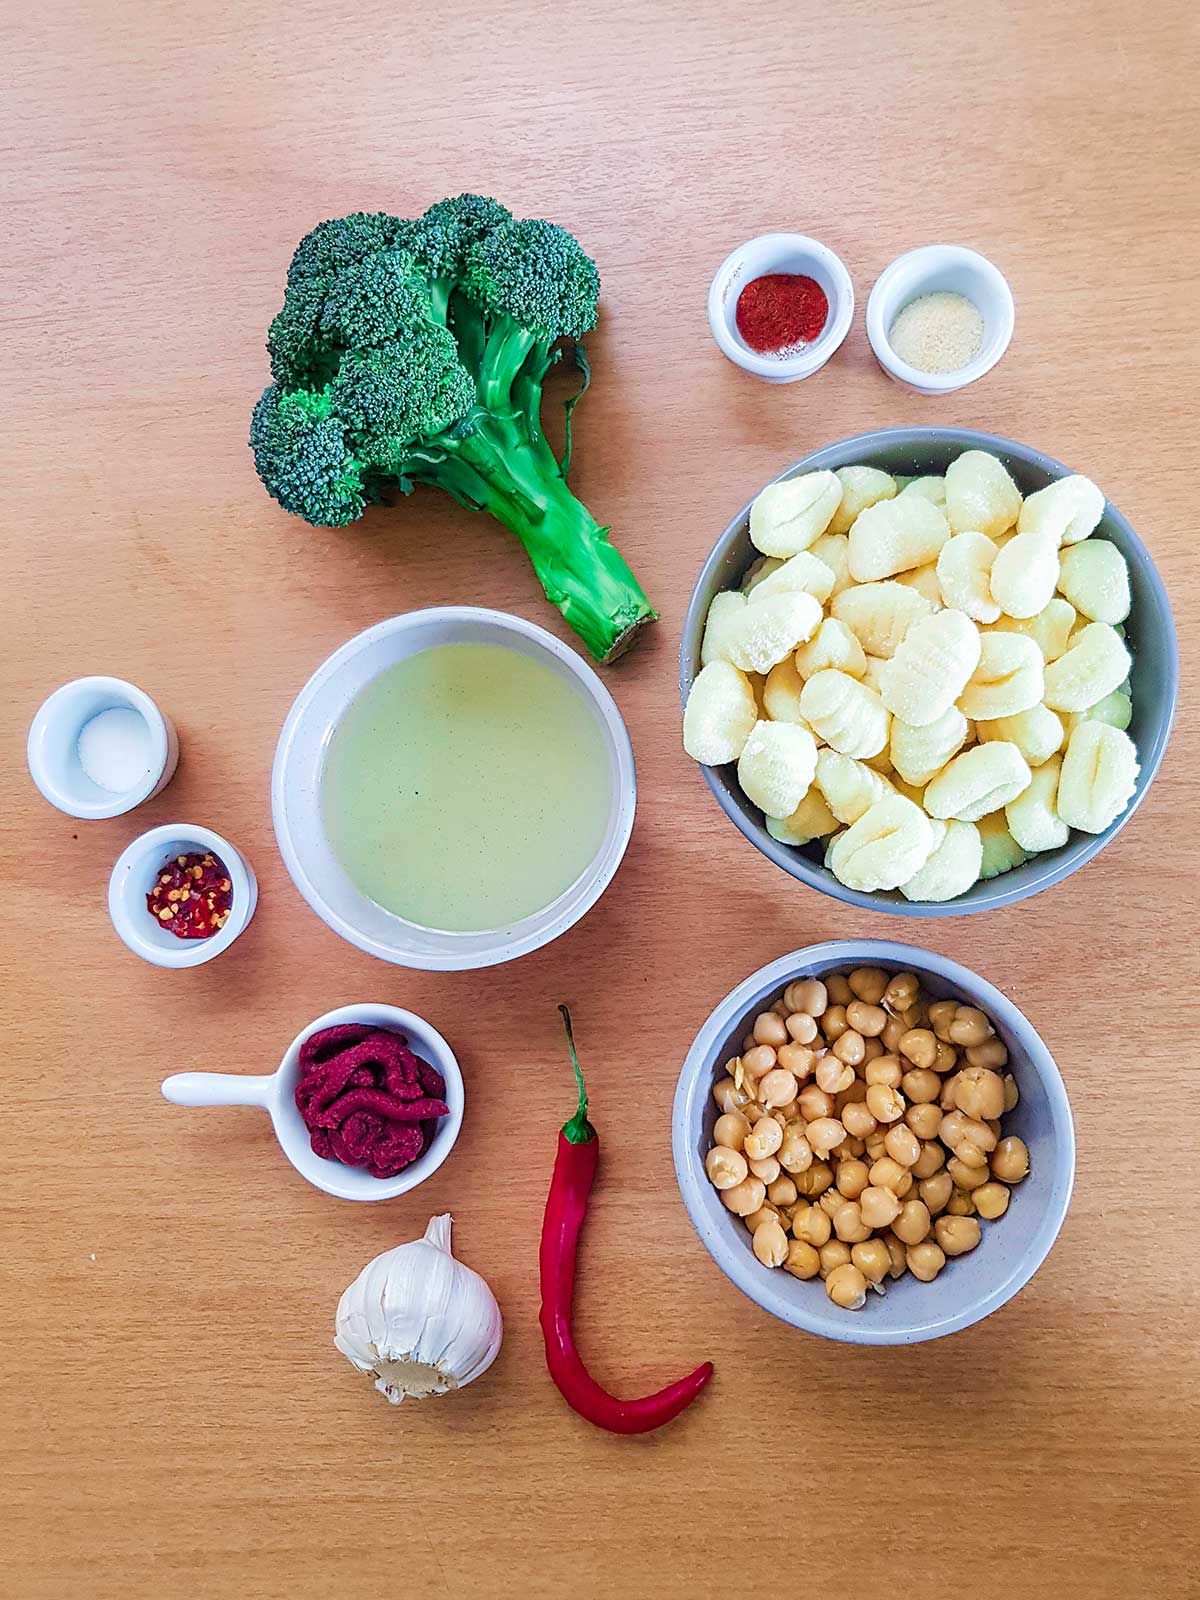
xmin=679 ymin=426 xmax=1177 ymax=914
xmin=672 ymin=942 xmax=1075 ymax=1343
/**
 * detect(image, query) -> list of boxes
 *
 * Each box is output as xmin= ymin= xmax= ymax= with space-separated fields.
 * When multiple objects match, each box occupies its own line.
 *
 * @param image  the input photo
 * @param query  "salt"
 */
xmin=77 ymin=706 xmax=153 ymax=793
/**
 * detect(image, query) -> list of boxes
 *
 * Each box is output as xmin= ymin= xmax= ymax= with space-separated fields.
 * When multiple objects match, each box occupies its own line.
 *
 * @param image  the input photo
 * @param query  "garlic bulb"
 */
xmin=335 ymin=1214 xmax=503 ymax=1403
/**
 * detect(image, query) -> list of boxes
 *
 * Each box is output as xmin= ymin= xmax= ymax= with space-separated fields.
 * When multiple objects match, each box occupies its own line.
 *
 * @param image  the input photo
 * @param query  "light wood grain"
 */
xmin=3 ymin=1 xmax=1198 ymax=1595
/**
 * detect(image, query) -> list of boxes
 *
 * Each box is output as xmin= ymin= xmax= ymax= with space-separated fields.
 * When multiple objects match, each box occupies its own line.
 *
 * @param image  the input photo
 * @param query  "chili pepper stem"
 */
xmin=558 ymin=1004 xmax=596 ymax=1145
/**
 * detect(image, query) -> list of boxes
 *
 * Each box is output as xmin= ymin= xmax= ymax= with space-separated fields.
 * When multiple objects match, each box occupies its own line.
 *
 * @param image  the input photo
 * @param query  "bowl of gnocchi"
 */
xmin=680 ymin=427 xmax=1177 ymax=913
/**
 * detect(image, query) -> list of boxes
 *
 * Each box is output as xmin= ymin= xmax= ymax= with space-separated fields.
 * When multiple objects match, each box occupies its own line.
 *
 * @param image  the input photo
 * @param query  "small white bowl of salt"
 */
xmin=27 ymin=676 xmax=179 ymax=819
xmin=866 ymin=245 xmax=1014 ymax=395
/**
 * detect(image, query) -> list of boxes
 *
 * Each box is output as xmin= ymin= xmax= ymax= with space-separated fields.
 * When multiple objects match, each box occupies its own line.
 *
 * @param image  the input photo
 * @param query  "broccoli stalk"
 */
xmin=249 ymin=198 xmax=657 ymax=661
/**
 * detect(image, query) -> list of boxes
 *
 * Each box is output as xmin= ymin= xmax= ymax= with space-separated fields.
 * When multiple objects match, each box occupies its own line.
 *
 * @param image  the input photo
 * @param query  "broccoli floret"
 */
xmin=249 ymin=195 xmax=656 ymax=661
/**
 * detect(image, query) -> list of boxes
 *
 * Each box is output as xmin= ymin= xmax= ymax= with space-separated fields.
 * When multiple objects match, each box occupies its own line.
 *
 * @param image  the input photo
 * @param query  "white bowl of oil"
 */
xmin=272 ymin=608 xmax=637 ymax=970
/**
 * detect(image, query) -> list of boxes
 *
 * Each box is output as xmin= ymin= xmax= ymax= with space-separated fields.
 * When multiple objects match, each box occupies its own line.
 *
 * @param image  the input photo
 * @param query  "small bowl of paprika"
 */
xmin=108 ymin=822 xmax=258 ymax=968
xmin=708 ymin=233 xmax=855 ymax=384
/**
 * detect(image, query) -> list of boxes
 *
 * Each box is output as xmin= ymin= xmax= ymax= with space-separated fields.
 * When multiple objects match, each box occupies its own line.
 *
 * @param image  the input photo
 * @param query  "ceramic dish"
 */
xmin=108 ymin=822 xmax=257 ymax=967
xmin=272 ymin=606 xmax=637 ymax=970
xmin=708 ymin=233 xmax=855 ymax=383
xmin=673 ymin=940 xmax=1075 ymax=1345
xmin=866 ymin=245 xmax=1014 ymax=395
xmin=28 ymin=675 xmax=179 ymax=820
xmin=680 ymin=426 xmax=1177 ymax=916
xmin=161 ymin=1002 xmax=464 ymax=1201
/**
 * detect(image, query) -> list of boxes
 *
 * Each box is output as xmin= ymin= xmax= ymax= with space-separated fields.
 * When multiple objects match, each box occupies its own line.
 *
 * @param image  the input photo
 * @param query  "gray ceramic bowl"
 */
xmin=680 ymin=427 xmax=1178 ymax=915
xmin=673 ymin=941 xmax=1075 ymax=1345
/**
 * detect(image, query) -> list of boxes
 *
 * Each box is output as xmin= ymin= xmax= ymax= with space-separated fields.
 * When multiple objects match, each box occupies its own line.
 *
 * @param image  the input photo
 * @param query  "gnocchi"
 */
xmin=684 ymin=449 xmax=1143 ymax=902
xmin=737 ymin=720 xmax=820 ymax=819
xmin=1057 ymin=722 xmax=1140 ymax=833
xmin=750 ymin=471 xmax=843 ymax=557
xmin=848 ymin=494 xmax=951 ymax=582
xmin=799 ymin=670 xmax=891 ymax=759
xmin=879 ymin=609 xmax=981 ymax=727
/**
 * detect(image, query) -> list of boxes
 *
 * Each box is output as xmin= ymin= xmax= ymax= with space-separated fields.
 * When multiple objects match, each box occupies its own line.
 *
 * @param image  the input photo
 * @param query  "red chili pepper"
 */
xmin=539 ymin=1006 xmax=713 ymax=1434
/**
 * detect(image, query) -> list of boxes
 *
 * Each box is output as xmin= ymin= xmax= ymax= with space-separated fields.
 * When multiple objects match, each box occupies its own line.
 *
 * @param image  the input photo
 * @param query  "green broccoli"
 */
xmin=249 ymin=195 xmax=657 ymax=661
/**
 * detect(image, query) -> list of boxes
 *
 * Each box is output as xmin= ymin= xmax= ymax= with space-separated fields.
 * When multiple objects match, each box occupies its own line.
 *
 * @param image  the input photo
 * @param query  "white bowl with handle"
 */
xmin=161 ymin=1002 xmax=465 ymax=1201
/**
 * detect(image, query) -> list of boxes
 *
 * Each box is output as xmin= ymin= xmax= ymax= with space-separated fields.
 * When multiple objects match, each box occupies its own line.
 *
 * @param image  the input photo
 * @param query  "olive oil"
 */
xmin=322 ymin=642 xmax=612 ymax=932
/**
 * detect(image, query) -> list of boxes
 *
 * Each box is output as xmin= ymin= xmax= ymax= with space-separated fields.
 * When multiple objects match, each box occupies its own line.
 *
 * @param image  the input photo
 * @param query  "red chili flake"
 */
xmin=146 ymin=851 xmax=233 ymax=940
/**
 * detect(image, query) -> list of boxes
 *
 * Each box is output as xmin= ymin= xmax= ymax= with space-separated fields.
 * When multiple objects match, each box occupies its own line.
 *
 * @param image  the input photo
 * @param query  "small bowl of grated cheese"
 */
xmin=867 ymin=245 xmax=1014 ymax=396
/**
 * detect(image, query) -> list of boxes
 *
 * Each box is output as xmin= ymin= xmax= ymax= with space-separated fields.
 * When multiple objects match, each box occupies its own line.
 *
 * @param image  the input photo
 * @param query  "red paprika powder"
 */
xmin=735 ymin=273 xmax=828 ymax=354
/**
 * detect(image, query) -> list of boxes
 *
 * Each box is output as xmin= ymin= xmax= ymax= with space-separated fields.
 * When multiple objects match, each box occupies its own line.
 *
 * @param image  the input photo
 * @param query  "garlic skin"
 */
xmin=335 ymin=1215 xmax=502 ymax=1404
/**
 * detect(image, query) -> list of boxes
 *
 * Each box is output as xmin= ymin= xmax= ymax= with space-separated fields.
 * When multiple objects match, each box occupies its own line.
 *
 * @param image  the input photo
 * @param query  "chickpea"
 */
xmin=705 ymin=1145 xmax=748 ymax=1189
xmin=825 ymin=974 xmax=853 ymax=1007
xmin=721 ymin=1175 xmax=766 ymax=1216
xmin=776 ymin=1100 xmax=802 ymax=1123
xmin=744 ymin=1203 xmax=782 ymax=1234
xmin=841 ymin=1100 xmax=878 ymax=1140
xmin=806 ymin=1117 xmax=847 ymax=1157
xmin=881 ymin=1015 xmax=908 ymax=1053
xmin=818 ymin=1186 xmax=846 ymax=1219
xmin=795 ymin=1160 xmax=833 ymax=1197
xmin=778 ymin=1125 xmax=815 ymax=1174
xmin=865 ymin=1054 xmax=903 ymax=1090
xmin=953 ymin=1067 xmax=1004 ymax=1120
xmin=945 ymin=1188 xmax=977 ymax=1216
xmin=900 ymin=1067 xmax=941 ymax=1105
xmin=884 ymin=1124 xmax=922 ymax=1168
xmin=928 ymin=1000 xmax=958 ymax=1042
xmin=905 ymin=1102 xmax=942 ymax=1141
xmin=793 ymin=1203 xmax=832 ymax=1247
xmin=859 ymin=1184 xmax=902 ymax=1229
xmin=883 ymin=972 xmax=920 ymax=1013
xmin=767 ymin=1174 xmax=798 ymax=1207
xmin=991 ymin=1136 xmax=1030 ymax=1183
xmin=713 ymin=1111 xmax=751 ymax=1150
xmin=836 ymin=1158 xmax=871 ymax=1200
xmin=741 ymin=1033 xmax=756 ymax=1053
xmin=784 ymin=1239 xmax=821 ymax=1279
xmin=818 ymin=1239 xmax=852 ymax=1278
xmin=899 ymin=1001 xmax=927 ymax=1030
xmin=910 ymin=1139 xmax=945 ymax=1179
xmin=852 ymin=1237 xmax=892 ymax=1285
xmin=868 ymin=1157 xmax=911 ymax=1196
xmin=860 ymin=1035 xmax=885 ymax=1063
xmin=919 ymin=1171 xmax=954 ymax=1215
xmin=882 ymin=1231 xmax=908 ymax=1279
xmin=742 ymin=1044 xmax=778 ymax=1078
xmin=748 ymin=1155 xmax=781 ymax=1183
xmin=974 ymin=1181 xmax=1011 ymax=1220
xmin=892 ymin=1199 xmax=932 ymax=1245
xmin=832 ymin=1200 xmax=871 ymax=1243
xmin=835 ymin=1076 xmax=868 ymax=1109
xmin=841 ymin=1134 xmax=866 ymax=1158
xmin=753 ymin=1218 xmax=790 ymax=1267
xmin=772 ymin=997 xmax=792 ymax=1018
xmin=940 ymin=1074 xmax=960 ymax=1111
xmin=865 ymin=1082 xmax=905 ymax=1123
xmin=848 ymin=966 xmax=889 ymax=1005
xmin=949 ymin=1005 xmax=993 ymax=1048
xmin=753 ymin=1010 xmax=789 ymax=1048
xmin=846 ymin=1000 xmax=888 ymax=1039
xmin=967 ymin=1037 xmax=1008 ymax=1069
xmin=935 ymin=1215 xmax=981 ymax=1256
xmin=985 ymin=1117 xmax=1001 ymax=1137
xmin=931 ymin=1041 xmax=956 ymax=1074
xmin=759 ymin=1067 xmax=799 ymax=1109
xmin=947 ymin=1157 xmax=989 ymax=1191
xmin=898 ymin=1028 xmax=939 ymax=1070
xmin=954 ymin=1140 xmax=989 ymax=1170
xmin=939 ymin=1110 xmax=997 ymax=1154
xmin=864 ymin=1131 xmax=889 ymax=1165
xmin=744 ymin=1117 xmax=784 ymax=1161
xmin=777 ymin=1043 xmax=816 ymax=1079
xmin=822 ymin=1005 xmax=850 ymax=1042
xmin=785 ymin=1012 xmax=819 ymax=1045
xmin=714 ymin=1076 xmax=753 ymax=1114
xmin=825 ymin=1262 xmax=868 ymax=1309
xmin=798 ymin=1084 xmax=834 ymax=1122
xmin=816 ymin=1056 xmax=855 ymax=1095
xmin=784 ymin=979 xmax=828 ymax=1018
xmin=832 ymin=1029 xmax=867 ymax=1067
xmin=905 ymin=1241 xmax=946 ymax=1282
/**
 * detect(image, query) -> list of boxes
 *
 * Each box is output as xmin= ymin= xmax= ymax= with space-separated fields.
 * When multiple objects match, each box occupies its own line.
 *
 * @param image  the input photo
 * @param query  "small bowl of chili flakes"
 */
xmin=708 ymin=232 xmax=855 ymax=384
xmin=108 ymin=822 xmax=257 ymax=968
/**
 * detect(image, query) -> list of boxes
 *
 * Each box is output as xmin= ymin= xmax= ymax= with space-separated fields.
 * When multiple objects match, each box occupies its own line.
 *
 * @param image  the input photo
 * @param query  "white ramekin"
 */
xmin=708 ymin=233 xmax=855 ymax=383
xmin=866 ymin=245 xmax=1015 ymax=395
xmin=271 ymin=607 xmax=637 ymax=971
xmin=27 ymin=676 xmax=179 ymax=819
xmin=108 ymin=823 xmax=258 ymax=968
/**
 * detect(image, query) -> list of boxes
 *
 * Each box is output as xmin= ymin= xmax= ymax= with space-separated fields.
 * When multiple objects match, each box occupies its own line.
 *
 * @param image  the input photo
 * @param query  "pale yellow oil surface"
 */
xmin=321 ymin=642 xmax=612 ymax=932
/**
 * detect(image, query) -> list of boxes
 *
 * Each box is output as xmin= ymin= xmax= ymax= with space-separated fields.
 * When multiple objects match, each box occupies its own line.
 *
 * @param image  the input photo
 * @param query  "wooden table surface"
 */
xmin=4 ymin=1 xmax=1198 ymax=1595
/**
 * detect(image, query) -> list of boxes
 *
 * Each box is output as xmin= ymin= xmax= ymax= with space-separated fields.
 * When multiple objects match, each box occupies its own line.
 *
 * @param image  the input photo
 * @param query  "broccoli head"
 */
xmin=249 ymin=194 xmax=655 ymax=661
